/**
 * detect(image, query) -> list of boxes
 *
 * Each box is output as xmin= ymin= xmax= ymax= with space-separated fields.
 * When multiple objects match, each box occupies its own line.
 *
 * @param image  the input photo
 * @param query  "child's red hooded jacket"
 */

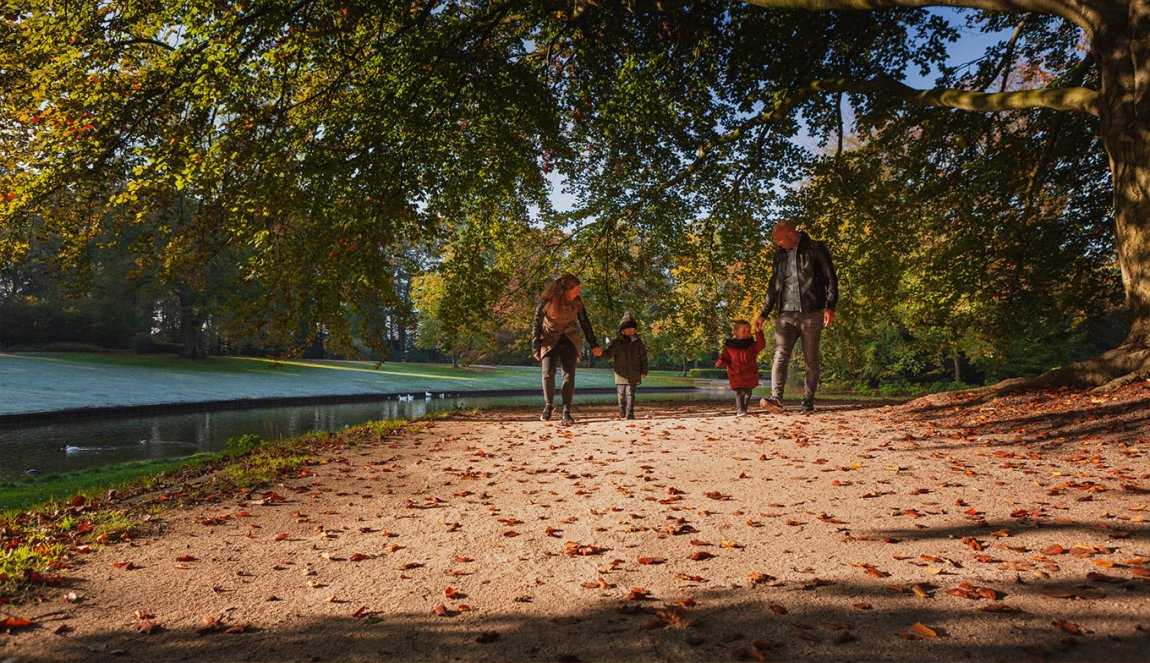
xmin=717 ymin=330 xmax=766 ymax=389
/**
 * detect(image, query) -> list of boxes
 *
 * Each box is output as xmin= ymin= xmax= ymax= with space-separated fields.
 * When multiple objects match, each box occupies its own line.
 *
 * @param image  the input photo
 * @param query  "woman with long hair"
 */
xmin=532 ymin=274 xmax=602 ymax=423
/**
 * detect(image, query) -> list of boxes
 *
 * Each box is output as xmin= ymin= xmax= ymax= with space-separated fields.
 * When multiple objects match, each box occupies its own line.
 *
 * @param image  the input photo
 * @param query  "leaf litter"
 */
xmin=7 ymin=383 xmax=1150 ymax=661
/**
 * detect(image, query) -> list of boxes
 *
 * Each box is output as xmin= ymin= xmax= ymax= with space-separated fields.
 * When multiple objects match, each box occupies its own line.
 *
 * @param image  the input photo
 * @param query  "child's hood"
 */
xmin=617 ymin=311 xmax=639 ymax=333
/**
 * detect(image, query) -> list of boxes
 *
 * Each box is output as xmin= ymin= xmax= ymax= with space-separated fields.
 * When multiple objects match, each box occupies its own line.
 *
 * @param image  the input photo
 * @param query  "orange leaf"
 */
xmin=792 ymin=625 xmax=819 ymax=641
xmin=137 ymin=620 xmax=160 ymax=634
xmin=656 ymin=605 xmax=693 ymax=628
xmin=1053 ymin=619 xmax=1082 ymax=635
xmin=638 ymin=557 xmax=666 ymax=565
xmin=910 ymin=623 xmax=938 ymax=638
xmin=689 ymin=551 xmax=715 ymax=561
xmin=2 ymin=616 xmax=32 ymax=629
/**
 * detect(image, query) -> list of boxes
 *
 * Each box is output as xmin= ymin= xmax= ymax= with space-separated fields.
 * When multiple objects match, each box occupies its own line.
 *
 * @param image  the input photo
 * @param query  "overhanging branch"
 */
xmin=574 ymin=0 xmax=1100 ymax=37
xmin=666 ymin=75 xmax=1097 ymax=209
xmin=694 ymin=75 xmax=1098 ymax=161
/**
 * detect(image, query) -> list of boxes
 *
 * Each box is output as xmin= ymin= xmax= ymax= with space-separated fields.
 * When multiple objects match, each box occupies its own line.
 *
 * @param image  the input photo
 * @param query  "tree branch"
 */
xmin=576 ymin=0 xmax=1101 ymax=35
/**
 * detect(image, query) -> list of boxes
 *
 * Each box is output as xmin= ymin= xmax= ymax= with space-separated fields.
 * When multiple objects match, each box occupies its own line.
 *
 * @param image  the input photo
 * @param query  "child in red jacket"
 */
xmin=715 ymin=318 xmax=766 ymax=416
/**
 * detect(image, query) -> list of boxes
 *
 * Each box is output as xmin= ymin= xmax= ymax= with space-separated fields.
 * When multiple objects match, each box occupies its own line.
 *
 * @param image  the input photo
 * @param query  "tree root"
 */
xmin=913 ymin=345 xmax=1150 ymax=406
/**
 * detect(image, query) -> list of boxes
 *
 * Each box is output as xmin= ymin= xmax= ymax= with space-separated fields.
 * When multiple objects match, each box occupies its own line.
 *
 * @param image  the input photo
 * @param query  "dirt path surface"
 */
xmin=4 ymin=385 xmax=1149 ymax=662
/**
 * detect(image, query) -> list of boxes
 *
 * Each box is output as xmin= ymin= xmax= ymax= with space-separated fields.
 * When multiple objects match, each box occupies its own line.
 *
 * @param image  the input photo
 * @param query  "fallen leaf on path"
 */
xmin=792 ymin=625 xmax=818 ymax=641
xmin=136 ymin=620 xmax=160 ymax=634
xmin=1053 ymin=619 xmax=1083 ymax=635
xmin=2 ymin=616 xmax=32 ymax=629
xmin=655 ymin=605 xmax=693 ymax=628
xmin=901 ymin=623 xmax=938 ymax=639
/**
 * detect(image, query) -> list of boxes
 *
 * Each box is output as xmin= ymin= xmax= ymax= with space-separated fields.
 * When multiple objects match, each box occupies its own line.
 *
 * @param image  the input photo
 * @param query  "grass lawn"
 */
xmin=0 ymin=353 xmax=696 ymax=415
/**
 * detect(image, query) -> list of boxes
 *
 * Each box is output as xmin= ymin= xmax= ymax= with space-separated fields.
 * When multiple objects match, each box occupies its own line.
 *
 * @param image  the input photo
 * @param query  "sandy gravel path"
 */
xmin=4 ymin=391 xmax=1148 ymax=662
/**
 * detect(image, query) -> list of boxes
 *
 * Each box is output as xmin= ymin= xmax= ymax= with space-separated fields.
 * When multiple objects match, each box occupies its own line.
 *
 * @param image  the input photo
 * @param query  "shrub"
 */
xmin=225 ymin=434 xmax=266 ymax=455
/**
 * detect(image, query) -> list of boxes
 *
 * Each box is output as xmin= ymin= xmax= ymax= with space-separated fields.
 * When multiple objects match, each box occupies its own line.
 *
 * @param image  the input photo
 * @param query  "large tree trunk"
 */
xmin=924 ymin=10 xmax=1150 ymax=399
xmin=177 ymin=288 xmax=207 ymax=359
xmin=1097 ymin=10 xmax=1150 ymax=350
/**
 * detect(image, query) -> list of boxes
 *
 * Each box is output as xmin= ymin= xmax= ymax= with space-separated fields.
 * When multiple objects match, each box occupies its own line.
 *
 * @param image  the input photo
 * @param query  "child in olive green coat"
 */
xmin=602 ymin=312 xmax=649 ymax=420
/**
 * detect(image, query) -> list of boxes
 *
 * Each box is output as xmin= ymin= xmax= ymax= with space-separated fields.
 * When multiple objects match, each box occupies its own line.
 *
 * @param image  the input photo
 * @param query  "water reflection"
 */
xmin=0 ymin=390 xmax=719 ymax=482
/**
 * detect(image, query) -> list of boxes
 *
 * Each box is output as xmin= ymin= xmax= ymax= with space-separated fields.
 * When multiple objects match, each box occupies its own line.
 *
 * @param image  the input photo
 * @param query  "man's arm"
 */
xmin=817 ymin=241 xmax=838 ymax=311
xmin=759 ymin=252 xmax=782 ymax=319
xmin=816 ymin=241 xmax=839 ymax=327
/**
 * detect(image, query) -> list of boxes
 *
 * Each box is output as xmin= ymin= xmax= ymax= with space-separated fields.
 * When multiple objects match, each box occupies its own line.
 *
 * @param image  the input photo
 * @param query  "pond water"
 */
xmin=0 ymin=388 xmax=729 ymax=483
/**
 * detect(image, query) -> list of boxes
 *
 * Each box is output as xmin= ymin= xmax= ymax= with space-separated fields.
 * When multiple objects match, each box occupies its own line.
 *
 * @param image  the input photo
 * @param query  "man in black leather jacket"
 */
xmin=755 ymin=220 xmax=839 ymax=414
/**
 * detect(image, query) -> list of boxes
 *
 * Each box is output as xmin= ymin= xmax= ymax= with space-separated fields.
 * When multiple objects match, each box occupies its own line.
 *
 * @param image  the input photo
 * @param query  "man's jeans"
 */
xmin=772 ymin=310 xmax=824 ymax=402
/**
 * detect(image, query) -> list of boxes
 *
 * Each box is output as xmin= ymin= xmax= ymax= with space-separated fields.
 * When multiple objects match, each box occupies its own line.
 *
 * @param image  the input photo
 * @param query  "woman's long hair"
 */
xmin=539 ymin=274 xmax=580 ymax=319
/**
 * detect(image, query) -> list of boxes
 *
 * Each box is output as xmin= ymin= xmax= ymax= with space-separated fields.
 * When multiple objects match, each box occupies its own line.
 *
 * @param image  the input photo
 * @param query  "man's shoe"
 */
xmin=800 ymin=399 xmax=815 ymax=414
xmin=540 ymin=405 xmax=553 ymax=421
xmin=561 ymin=408 xmax=576 ymax=424
xmin=625 ymin=413 xmax=635 ymax=420
xmin=760 ymin=396 xmax=785 ymax=413
xmin=735 ymin=408 xmax=747 ymax=417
